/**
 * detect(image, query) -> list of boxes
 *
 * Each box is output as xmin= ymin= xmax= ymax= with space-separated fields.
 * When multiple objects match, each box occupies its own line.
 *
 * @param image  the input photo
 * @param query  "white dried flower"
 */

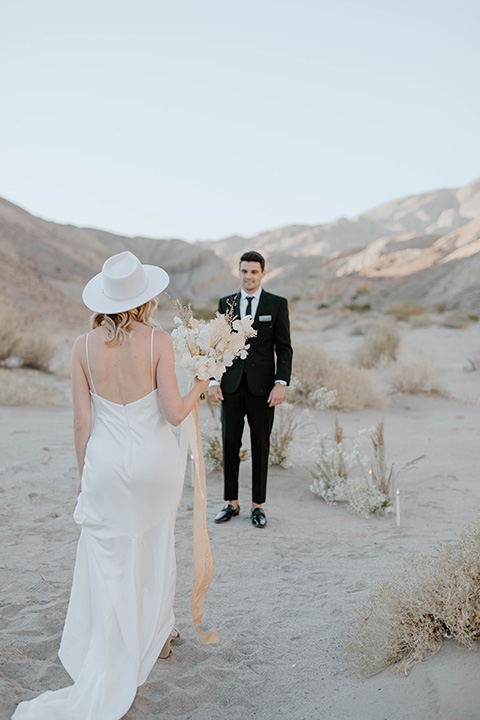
xmin=172 ymin=305 xmax=257 ymax=381
xmin=310 ymin=386 xmax=337 ymax=410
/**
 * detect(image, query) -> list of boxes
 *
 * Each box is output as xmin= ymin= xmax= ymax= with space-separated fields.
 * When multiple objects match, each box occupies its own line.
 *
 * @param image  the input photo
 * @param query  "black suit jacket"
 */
xmin=219 ymin=289 xmax=293 ymax=396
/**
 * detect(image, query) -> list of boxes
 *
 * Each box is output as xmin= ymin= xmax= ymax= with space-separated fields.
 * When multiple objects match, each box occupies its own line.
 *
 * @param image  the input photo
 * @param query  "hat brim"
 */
xmin=82 ymin=265 xmax=170 ymax=314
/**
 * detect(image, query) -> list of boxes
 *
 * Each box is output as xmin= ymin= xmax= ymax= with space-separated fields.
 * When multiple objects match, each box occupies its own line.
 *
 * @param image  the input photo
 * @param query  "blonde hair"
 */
xmin=91 ymin=298 xmax=159 ymax=346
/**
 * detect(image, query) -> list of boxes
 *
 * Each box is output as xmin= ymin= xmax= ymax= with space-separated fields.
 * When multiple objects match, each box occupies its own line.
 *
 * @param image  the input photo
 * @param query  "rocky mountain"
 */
xmin=202 ymin=178 xmax=480 ymax=264
xmin=201 ymin=177 xmax=480 ymax=309
xmin=1 ymin=176 xmax=479 ymax=331
xmin=0 ymin=197 xmax=235 ymax=327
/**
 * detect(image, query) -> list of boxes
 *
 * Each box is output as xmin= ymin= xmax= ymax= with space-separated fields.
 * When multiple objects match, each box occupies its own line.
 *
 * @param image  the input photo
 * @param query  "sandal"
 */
xmin=159 ymin=628 xmax=180 ymax=659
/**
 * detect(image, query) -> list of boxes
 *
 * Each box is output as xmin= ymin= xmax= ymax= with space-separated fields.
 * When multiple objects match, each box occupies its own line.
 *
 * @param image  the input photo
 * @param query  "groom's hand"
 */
xmin=267 ymin=383 xmax=286 ymax=407
xmin=208 ymin=385 xmax=224 ymax=403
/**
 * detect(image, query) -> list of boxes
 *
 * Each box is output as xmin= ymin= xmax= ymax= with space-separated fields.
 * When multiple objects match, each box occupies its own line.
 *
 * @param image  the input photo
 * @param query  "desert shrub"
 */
xmin=409 ymin=313 xmax=432 ymax=328
xmin=349 ymin=322 xmax=373 ymax=337
xmin=289 ymin=345 xmax=388 ymax=412
xmin=440 ymin=311 xmax=470 ymax=329
xmin=389 ymin=359 xmax=443 ymax=395
xmin=350 ymin=522 xmax=480 ymax=676
xmin=343 ymin=302 xmax=371 ymax=313
xmin=351 ymin=281 xmax=373 ymax=298
xmin=316 ymin=303 xmax=329 ymax=310
xmin=353 ymin=325 xmax=400 ymax=369
xmin=0 ymin=308 xmax=20 ymax=362
xmin=468 ymin=314 xmax=479 ymax=323
xmin=384 ymin=300 xmax=426 ymax=321
xmin=0 ymin=370 xmax=64 ymax=406
xmin=269 ymin=402 xmax=310 ymax=468
xmin=15 ymin=326 xmax=59 ymax=372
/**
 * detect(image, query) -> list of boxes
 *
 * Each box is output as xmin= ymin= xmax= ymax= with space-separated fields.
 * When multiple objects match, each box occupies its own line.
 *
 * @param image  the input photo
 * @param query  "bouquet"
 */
xmin=171 ymin=302 xmax=256 ymax=645
xmin=172 ymin=303 xmax=256 ymax=381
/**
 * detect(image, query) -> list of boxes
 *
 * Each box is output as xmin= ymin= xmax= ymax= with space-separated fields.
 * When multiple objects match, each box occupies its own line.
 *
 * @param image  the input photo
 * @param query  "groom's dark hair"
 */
xmin=240 ymin=251 xmax=265 ymax=271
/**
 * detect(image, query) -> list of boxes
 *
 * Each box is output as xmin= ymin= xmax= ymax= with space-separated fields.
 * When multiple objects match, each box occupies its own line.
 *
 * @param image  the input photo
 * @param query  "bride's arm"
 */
xmin=155 ymin=331 xmax=209 ymax=426
xmin=71 ymin=335 xmax=92 ymax=491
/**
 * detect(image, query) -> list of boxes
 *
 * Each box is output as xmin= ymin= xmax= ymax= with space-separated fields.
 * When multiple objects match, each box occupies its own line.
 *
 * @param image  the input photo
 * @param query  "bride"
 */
xmin=12 ymin=251 xmax=209 ymax=720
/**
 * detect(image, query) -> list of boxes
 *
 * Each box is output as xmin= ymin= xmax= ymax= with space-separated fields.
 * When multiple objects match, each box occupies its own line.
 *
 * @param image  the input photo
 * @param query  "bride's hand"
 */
xmin=194 ymin=377 xmax=210 ymax=395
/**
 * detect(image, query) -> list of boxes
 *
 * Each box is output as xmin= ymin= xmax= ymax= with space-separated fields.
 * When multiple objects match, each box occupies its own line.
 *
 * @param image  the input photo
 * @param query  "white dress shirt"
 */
xmin=240 ymin=288 xmax=262 ymax=320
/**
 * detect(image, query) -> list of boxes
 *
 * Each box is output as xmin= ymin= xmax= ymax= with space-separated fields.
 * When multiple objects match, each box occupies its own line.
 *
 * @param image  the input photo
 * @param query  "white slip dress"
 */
xmin=12 ymin=329 xmax=184 ymax=720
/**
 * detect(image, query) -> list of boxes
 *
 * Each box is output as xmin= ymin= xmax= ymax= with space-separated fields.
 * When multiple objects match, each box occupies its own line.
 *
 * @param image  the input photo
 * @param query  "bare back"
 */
xmin=84 ymin=322 xmax=157 ymax=405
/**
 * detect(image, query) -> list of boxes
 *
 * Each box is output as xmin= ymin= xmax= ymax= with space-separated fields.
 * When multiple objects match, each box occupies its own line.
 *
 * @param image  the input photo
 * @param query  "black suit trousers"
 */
xmin=221 ymin=374 xmax=274 ymax=505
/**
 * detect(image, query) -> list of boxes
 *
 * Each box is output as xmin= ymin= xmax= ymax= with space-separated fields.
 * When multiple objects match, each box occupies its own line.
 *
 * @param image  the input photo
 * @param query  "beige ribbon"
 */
xmin=181 ymin=399 xmax=219 ymax=644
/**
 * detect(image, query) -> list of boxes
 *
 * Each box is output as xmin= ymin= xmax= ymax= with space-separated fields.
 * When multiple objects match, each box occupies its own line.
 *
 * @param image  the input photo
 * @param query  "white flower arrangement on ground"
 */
xmin=309 ymin=418 xmax=391 ymax=517
xmin=310 ymin=386 xmax=337 ymax=410
xmin=346 ymin=479 xmax=390 ymax=517
xmin=172 ymin=303 xmax=256 ymax=381
xmin=310 ymin=417 xmax=371 ymax=507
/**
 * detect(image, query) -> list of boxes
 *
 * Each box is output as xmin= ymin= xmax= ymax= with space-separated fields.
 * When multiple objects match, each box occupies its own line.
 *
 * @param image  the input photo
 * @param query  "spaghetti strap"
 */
xmin=85 ymin=332 xmax=97 ymax=395
xmin=150 ymin=327 xmax=155 ymax=392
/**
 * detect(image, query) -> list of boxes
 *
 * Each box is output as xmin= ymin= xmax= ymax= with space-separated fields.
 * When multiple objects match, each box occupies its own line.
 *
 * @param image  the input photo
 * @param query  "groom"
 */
xmin=209 ymin=251 xmax=293 ymax=528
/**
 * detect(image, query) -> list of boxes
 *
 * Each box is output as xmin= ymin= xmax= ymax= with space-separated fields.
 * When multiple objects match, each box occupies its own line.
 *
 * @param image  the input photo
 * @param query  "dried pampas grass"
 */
xmin=269 ymin=402 xmax=310 ymax=468
xmin=350 ymin=522 xmax=480 ymax=676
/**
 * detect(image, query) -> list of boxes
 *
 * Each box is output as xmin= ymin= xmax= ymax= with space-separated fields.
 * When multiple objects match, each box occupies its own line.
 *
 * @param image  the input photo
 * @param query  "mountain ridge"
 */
xmin=1 ymin=177 xmax=479 ymax=328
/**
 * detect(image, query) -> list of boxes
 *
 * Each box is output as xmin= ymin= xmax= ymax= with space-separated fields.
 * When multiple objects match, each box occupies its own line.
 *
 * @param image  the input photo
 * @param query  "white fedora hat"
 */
xmin=82 ymin=251 xmax=170 ymax=314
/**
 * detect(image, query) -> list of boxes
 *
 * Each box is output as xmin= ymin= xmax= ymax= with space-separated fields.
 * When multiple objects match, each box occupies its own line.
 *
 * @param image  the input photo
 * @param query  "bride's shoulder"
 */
xmin=72 ymin=332 xmax=88 ymax=354
xmin=72 ymin=327 xmax=101 ymax=352
xmin=152 ymin=328 xmax=173 ymax=348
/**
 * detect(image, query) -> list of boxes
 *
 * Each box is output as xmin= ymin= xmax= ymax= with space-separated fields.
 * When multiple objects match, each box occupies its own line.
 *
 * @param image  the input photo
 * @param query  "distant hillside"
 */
xmin=0 ymin=198 xmax=235 ymax=328
xmin=201 ymin=177 xmax=480 ymax=309
xmin=1 ymin=177 xmax=479 ymax=329
xmin=202 ymin=178 xmax=480 ymax=263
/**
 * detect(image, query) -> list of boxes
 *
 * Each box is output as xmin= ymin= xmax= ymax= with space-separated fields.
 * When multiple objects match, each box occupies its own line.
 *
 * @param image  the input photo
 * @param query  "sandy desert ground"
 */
xmin=1 ymin=313 xmax=480 ymax=720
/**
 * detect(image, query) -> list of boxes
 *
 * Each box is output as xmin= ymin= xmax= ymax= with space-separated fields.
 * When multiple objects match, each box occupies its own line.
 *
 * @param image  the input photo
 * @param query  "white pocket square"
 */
xmin=259 ymin=315 xmax=272 ymax=321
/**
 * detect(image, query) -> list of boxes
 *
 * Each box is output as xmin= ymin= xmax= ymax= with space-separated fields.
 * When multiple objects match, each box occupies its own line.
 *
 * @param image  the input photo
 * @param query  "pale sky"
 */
xmin=1 ymin=0 xmax=478 ymax=241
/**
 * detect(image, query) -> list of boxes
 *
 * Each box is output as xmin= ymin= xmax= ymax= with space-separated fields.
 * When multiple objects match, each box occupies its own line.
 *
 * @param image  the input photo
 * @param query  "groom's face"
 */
xmin=239 ymin=261 xmax=266 ymax=294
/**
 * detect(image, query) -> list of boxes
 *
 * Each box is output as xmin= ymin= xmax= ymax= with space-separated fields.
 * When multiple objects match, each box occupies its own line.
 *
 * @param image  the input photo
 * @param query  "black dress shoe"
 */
xmin=214 ymin=504 xmax=240 ymax=523
xmin=251 ymin=507 xmax=267 ymax=528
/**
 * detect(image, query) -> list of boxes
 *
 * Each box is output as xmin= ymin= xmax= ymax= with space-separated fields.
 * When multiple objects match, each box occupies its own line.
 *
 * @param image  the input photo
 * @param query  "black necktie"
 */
xmin=245 ymin=296 xmax=254 ymax=318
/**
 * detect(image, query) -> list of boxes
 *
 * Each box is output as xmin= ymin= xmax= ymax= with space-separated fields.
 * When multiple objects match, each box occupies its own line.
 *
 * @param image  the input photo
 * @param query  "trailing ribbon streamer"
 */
xmin=180 ymin=399 xmax=219 ymax=644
